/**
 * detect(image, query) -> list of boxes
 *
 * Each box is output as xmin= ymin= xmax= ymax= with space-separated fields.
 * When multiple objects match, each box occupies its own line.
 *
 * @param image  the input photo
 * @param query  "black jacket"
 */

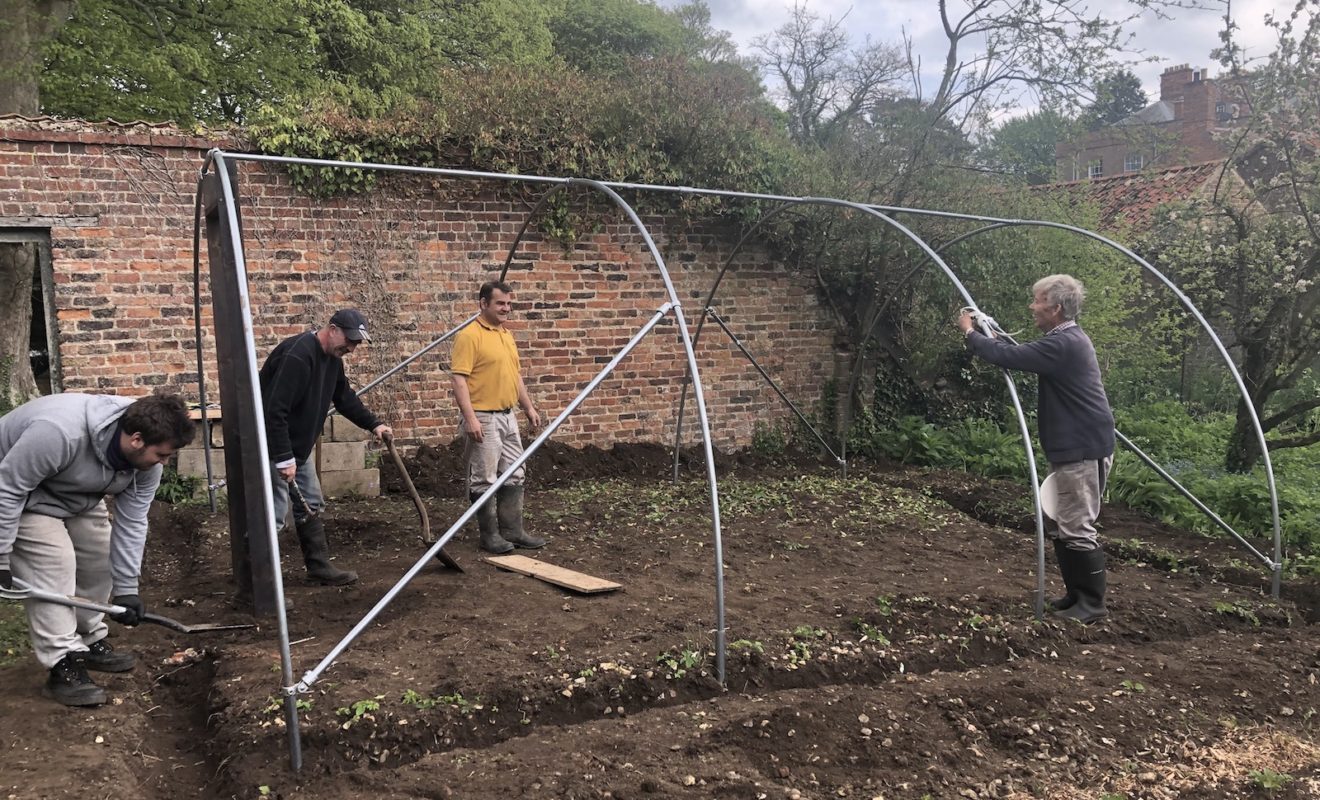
xmin=966 ymin=324 xmax=1115 ymax=463
xmin=259 ymin=332 xmax=381 ymax=463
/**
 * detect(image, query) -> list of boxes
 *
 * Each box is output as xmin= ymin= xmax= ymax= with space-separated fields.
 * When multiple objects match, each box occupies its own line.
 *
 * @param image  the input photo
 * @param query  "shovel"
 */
xmin=386 ymin=438 xmax=463 ymax=572
xmin=1 ymin=579 xmax=256 ymax=634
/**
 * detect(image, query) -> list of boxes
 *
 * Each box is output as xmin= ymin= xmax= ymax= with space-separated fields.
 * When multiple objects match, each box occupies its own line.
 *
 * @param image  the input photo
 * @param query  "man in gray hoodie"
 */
xmin=0 ymin=393 xmax=195 ymax=706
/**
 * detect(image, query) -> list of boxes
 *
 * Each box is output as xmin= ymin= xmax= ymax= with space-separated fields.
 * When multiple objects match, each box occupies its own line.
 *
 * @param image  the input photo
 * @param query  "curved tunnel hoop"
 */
xmin=554 ymin=177 xmax=729 ymax=683
xmin=838 ymin=222 xmax=1019 ymax=466
xmin=194 ymin=151 xmax=302 ymax=770
xmin=670 ymin=202 xmax=843 ymax=480
xmin=667 ymin=195 xmax=1050 ymax=616
xmin=871 ymin=209 xmax=1282 ymax=593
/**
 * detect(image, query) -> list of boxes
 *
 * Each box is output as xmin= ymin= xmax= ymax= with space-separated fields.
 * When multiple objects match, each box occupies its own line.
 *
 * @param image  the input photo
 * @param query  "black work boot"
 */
xmin=473 ymin=492 xmax=513 ymax=554
xmin=295 ymin=516 xmax=358 ymax=586
xmin=44 ymin=653 xmax=107 ymax=707
xmin=1053 ymin=546 xmax=1108 ymax=624
xmin=82 ymin=638 xmax=136 ymax=673
xmin=497 ymin=485 xmax=545 ymax=549
xmin=1048 ymin=539 xmax=1077 ymax=612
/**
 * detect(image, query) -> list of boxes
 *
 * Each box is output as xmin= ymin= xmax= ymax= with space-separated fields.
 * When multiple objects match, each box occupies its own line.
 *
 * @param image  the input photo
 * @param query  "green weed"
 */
xmin=852 ymin=618 xmax=890 ymax=645
xmin=1248 ymin=768 xmax=1291 ymax=791
xmin=401 ymin=689 xmax=438 ymax=709
xmin=336 ymin=696 xmax=383 ymax=725
xmin=656 ymin=647 xmax=703 ymax=679
xmin=1213 ymin=600 xmax=1261 ymax=626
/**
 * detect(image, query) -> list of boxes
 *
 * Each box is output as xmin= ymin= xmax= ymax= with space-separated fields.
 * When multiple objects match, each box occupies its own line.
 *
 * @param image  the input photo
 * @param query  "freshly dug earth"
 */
xmin=1 ymin=446 xmax=1317 ymax=800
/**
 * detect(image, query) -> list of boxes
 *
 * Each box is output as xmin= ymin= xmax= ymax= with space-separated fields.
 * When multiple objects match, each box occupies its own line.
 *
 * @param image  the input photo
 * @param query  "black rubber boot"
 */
xmin=497 ymin=485 xmax=545 ymax=549
xmin=82 ymin=638 xmax=136 ymax=673
xmin=1048 ymin=539 xmax=1077 ymax=611
xmin=473 ymin=492 xmax=513 ymax=554
xmin=44 ymin=653 xmax=107 ymax=707
xmin=296 ymin=516 xmax=358 ymax=586
xmin=1053 ymin=546 xmax=1108 ymax=624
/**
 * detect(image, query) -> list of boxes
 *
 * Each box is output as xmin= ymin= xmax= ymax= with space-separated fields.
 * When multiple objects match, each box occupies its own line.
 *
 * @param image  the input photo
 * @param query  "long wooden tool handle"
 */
xmin=387 ymin=439 xmax=430 ymax=542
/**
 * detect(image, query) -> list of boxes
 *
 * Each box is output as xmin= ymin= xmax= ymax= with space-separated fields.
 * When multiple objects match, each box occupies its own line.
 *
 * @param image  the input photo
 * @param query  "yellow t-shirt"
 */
xmin=451 ymin=318 xmax=520 ymax=411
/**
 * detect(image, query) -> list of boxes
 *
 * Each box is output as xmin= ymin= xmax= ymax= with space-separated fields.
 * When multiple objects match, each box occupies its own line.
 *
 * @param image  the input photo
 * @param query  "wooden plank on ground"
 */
xmin=482 ymin=554 xmax=622 ymax=594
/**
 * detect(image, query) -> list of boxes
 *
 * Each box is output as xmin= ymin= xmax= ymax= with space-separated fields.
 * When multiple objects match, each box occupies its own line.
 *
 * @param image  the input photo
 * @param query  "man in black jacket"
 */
xmin=958 ymin=275 xmax=1115 ymax=623
xmin=260 ymin=309 xmax=392 ymax=586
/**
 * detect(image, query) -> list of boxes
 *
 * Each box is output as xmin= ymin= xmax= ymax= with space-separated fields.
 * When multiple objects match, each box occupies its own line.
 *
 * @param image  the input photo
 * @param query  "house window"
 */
xmin=1216 ymin=101 xmax=1228 ymax=120
xmin=1124 ymin=153 xmax=1144 ymax=172
xmin=1088 ymin=159 xmax=1103 ymax=179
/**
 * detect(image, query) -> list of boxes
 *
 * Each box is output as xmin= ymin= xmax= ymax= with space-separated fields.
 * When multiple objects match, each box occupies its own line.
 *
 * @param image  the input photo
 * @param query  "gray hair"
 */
xmin=1032 ymin=274 xmax=1085 ymax=320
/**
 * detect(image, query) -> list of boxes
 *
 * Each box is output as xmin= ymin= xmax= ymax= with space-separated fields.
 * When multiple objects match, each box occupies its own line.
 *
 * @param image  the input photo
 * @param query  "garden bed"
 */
xmin=0 ymin=449 xmax=1316 ymax=799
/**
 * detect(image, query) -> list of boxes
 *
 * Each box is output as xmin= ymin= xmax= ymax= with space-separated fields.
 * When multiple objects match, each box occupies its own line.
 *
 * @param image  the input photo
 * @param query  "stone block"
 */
xmin=324 ymin=415 xmax=371 ymax=442
xmin=176 ymin=447 xmax=225 ymax=480
xmin=320 ymin=468 xmax=380 ymax=498
xmin=318 ymin=440 xmax=368 ymax=473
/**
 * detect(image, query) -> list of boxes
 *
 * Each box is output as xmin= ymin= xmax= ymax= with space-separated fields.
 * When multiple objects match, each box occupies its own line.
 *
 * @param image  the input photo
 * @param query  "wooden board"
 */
xmin=482 ymin=554 xmax=622 ymax=594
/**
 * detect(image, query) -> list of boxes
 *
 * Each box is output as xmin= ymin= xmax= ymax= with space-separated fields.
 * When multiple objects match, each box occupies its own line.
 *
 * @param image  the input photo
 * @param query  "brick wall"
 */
xmin=0 ymin=119 xmax=836 ymax=451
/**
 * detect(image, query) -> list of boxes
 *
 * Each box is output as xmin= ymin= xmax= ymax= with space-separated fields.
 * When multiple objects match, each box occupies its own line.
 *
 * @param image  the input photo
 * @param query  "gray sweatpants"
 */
xmin=461 ymin=410 xmax=525 ymax=494
xmin=1046 ymin=456 xmax=1114 ymax=552
xmin=9 ymin=502 xmax=113 ymax=668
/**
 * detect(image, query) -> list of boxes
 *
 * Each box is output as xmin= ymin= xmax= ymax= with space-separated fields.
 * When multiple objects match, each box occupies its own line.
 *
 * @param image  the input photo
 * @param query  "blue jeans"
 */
xmin=270 ymin=459 xmax=325 ymax=529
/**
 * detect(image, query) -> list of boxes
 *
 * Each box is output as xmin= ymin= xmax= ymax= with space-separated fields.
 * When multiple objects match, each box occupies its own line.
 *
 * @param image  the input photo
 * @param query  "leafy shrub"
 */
xmin=155 ymin=467 xmax=200 ymax=505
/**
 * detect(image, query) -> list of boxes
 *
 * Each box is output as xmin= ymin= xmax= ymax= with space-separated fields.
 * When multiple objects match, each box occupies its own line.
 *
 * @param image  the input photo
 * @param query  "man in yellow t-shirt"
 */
xmin=451 ymin=280 xmax=545 ymax=553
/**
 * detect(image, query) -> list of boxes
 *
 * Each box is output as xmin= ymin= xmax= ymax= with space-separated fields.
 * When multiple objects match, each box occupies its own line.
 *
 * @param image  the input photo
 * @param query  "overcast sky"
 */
xmin=656 ymin=0 xmax=1294 ymax=117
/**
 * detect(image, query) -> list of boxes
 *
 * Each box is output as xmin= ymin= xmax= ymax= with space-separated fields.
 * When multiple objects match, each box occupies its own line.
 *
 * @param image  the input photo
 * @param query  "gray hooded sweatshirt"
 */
xmin=0 ymin=393 xmax=162 ymax=595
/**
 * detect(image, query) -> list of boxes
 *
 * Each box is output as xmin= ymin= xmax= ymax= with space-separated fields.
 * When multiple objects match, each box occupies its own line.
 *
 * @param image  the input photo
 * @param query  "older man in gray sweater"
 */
xmin=958 ymin=274 xmax=1116 ymax=624
xmin=0 ymin=393 xmax=195 ymax=706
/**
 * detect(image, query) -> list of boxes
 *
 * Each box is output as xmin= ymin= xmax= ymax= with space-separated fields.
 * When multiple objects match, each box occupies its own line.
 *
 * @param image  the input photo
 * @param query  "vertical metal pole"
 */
xmin=191 ymin=177 xmax=218 ymax=513
xmin=206 ymin=152 xmax=302 ymax=771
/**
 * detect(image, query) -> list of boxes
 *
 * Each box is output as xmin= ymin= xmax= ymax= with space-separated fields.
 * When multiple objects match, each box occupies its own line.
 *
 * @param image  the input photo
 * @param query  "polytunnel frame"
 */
xmin=187 ymin=150 xmax=1283 ymax=773
xmin=864 ymin=207 xmax=1283 ymax=599
xmin=672 ymin=198 xmax=1282 ymax=602
xmin=830 ymin=217 xmax=1283 ymax=587
xmin=667 ymin=198 xmax=1050 ymax=615
xmin=191 ymin=150 xmax=729 ymax=773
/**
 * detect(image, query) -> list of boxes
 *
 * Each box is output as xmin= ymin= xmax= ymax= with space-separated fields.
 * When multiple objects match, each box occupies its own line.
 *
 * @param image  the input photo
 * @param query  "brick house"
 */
xmin=1055 ymin=65 xmax=1250 ymax=183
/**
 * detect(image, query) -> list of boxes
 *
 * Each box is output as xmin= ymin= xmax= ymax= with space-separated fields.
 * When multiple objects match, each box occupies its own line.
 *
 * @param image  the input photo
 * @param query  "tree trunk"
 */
xmin=0 ymin=0 xmax=75 ymax=116
xmin=1224 ymin=339 xmax=1272 ymax=473
xmin=0 ymin=242 xmax=39 ymax=412
xmin=1225 ymin=399 xmax=1264 ymax=473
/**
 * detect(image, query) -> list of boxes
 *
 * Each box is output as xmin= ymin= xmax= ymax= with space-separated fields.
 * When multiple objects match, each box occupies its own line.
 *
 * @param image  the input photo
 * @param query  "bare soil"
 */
xmin=2 ymin=445 xmax=1318 ymax=800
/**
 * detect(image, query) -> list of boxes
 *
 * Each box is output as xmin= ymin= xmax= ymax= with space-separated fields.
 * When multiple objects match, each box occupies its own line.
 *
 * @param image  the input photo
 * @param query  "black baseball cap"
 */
xmin=329 ymin=308 xmax=371 ymax=342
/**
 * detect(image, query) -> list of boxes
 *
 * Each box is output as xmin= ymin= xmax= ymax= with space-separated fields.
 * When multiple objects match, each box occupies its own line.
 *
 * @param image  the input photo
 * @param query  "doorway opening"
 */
xmin=0 ymin=230 xmax=60 ymax=406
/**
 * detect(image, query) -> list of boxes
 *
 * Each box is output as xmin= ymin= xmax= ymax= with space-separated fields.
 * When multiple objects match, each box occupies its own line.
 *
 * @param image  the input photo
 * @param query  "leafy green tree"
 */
xmin=548 ymin=0 xmax=691 ymax=74
xmin=310 ymin=0 xmax=557 ymax=114
xmin=1079 ymin=69 xmax=1148 ymax=131
xmin=38 ymin=0 xmax=562 ymax=124
xmin=40 ymin=0 xmax=323 ymax=123
xmin=671 ymin=0 xmax=739 ymax=63
xmin=980 ymin=109 xmax=1077 ymax=184
xmin=1145 ymin=2 xmax=1320 ymax=472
